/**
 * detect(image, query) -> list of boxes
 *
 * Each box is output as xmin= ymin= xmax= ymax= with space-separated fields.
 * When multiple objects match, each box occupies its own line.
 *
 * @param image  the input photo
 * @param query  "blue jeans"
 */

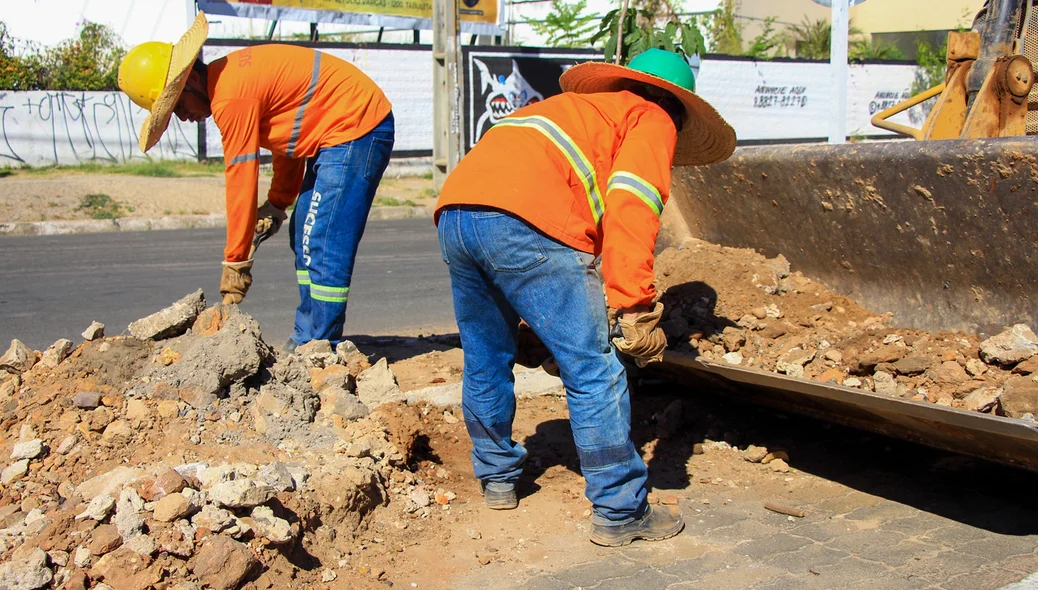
xmin=437 ymin=206 xmax=649 ymax=526
xmin=288 ymin=112 xmax=395 ymax=346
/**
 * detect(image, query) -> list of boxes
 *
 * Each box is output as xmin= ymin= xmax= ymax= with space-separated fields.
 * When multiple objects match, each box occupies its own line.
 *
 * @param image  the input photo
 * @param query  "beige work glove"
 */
xmin=220 ymin=260 xmax=254 ymax=305
xmin=610 ymin=302 xmax=667 ymax=367
xmin=256 ymin=200 xmax=288 ymax=236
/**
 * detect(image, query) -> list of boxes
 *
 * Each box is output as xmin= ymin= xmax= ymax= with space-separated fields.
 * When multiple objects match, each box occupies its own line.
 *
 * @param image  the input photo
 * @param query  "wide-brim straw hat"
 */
xmin=140 ymin=12 xmax=209 ymax=152
xmin=559 ymin=53 xmax=736 ymax=166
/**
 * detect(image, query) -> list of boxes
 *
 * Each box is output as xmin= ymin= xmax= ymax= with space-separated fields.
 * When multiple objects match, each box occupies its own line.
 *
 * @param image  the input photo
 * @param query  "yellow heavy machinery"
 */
xmin=652 ymin=0 xmax=1038 ymax=471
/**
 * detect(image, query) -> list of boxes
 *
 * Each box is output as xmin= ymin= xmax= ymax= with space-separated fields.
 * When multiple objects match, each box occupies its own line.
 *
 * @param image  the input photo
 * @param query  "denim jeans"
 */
xmin=437 ymin=206 xmax=649 ymax=525
xmin=288 ymin=112 xmax=395 ymax=346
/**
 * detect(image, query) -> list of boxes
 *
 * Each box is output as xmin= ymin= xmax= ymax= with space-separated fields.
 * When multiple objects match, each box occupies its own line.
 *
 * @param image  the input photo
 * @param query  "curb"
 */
xmin=0 ymin=206 xmax=434 ymax=237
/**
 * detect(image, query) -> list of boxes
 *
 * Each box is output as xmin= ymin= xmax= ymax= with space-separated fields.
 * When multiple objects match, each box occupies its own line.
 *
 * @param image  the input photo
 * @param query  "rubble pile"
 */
xmin=655 ymin=238 xmax=1038 ymax=421
xmin=0 ymin=292 xmax=460 ymax=589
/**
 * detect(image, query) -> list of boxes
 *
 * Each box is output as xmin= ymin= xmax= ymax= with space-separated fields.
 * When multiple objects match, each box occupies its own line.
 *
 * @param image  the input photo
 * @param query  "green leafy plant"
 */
xmin=591 ymin=7 xmax=705 ymax=65
xmin=0 ymin=22 xmax=42 ymax=90
xmin=849 ymin=39 xmax=906 ymax=61
xmin=743 ymin=16 xmax=782 ymax=59
xmin=41 ymin=22 xmax=124 ymax=91
xmin=374 ymin=197 xmax=418 ymax=207
xmin=706 ymin=0 xmax=742 ymax=55
xmin=77 ymin=193 xmax=122 ymax=220
xmin=525 ymin=0 xmax=600 ymax=48
xmin=785 ymin=17 xmax=904 ymax=62
xmin=912 ymin=39 xmax=947 ymax=95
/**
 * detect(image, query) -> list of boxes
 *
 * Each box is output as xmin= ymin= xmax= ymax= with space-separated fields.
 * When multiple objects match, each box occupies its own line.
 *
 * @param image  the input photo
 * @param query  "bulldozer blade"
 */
xmin=663 ymin=137 xmax=1038 ymax=337
xmin=651 ymin=351 xmax=1038 ymax=473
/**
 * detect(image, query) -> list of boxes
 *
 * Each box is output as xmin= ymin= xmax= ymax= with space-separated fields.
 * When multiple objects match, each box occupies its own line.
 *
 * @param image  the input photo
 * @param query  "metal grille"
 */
xmin=1023 ymin=1 xmax=1038 ymax=133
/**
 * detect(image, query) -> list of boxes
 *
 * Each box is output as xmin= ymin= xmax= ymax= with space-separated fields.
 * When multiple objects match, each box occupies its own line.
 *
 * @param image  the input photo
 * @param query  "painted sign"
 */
xmin=198 ymin=0 xmax=502 ymax=35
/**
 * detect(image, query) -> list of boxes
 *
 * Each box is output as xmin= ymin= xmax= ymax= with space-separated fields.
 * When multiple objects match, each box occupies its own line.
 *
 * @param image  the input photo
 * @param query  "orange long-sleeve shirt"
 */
xmin=209 ymin=44 xmax=392 ymax=262
xmin=435 ymin=91 xmax=676 ymax=310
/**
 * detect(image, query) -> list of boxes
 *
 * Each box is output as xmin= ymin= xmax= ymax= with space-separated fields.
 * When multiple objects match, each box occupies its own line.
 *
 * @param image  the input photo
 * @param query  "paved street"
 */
xmin=0 ymin=219 xmax=457 ymax=350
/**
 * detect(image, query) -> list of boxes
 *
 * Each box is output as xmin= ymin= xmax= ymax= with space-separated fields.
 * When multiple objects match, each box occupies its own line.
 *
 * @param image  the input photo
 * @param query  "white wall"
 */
xmin=0 ymin=90 xmax=198 ymax=167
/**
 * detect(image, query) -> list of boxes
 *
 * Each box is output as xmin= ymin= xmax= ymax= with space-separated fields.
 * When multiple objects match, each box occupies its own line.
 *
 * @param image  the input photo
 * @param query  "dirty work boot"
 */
xmin=589 ymin=504 xmax=684 ymax=547
xmin=478 ymin=480 xmax=518 ymax=510
xmin=282 ymin=338 xmax=299 ymax=353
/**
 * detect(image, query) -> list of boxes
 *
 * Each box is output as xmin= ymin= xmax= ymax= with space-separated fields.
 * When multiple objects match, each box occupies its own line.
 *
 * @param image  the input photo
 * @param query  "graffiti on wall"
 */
xmin=0 ymin=91 xmax=198 ymax=167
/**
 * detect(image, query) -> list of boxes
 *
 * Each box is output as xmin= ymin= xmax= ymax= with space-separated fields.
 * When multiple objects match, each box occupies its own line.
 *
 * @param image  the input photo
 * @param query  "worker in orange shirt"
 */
xmin=118 ymin=13 xmax=394 ymax=350
xmin=435 ymin=49 xmax=735 ymax=546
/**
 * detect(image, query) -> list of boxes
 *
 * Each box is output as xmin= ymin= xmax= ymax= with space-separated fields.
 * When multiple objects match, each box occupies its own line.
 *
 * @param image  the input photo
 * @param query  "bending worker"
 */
xmin=435 ymin=49 xmax=735 ymax=547
xmin=118 ymin=12 xmax=395 ymax=350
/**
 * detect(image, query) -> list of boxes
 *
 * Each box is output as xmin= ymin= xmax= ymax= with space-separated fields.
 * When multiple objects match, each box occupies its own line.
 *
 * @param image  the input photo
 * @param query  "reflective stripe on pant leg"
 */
xmin=296 ymin=270 xmax=311 ymax=286
xmin=310 ymin=283 xmax=348 ymax=303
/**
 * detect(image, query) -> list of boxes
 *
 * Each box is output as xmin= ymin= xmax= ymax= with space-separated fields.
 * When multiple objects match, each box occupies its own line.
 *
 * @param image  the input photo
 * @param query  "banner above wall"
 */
xmin=197 ymin=0 xmax=503 ymax=36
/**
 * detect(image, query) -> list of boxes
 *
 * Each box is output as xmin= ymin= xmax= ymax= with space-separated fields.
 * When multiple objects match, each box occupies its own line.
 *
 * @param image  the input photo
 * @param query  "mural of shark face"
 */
xmin=474 ymin=58 xmax=545 ymax=139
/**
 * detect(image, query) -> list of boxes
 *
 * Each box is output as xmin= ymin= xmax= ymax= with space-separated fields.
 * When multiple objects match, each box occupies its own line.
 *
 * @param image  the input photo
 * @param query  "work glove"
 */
xmin=610 ymin=302 xmax=667 ymax=367
xmin=256 ymin=200 xmax=288 ymax=237
xmin=515 ymin=320 xmax=561 ymax=377
xmin=220 ymin=260 xmax=253 ymax=305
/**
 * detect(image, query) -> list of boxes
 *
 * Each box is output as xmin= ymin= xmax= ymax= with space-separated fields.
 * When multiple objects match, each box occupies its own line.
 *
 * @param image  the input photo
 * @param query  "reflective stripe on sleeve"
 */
xmin=286 ymin=51 xmax=322 ymax=158
xmin=607 ymin=171 xmax=664 ymax=216
xmin=310 ymin=283 xmax=348 ymax=303
xmin=493 ymin=115 xmax=605 ymax=224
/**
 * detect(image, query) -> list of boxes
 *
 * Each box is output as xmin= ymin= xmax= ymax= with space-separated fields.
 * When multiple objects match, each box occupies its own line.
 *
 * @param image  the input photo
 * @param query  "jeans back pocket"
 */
xmin=472 ymin=211 xmax=549 ymax=273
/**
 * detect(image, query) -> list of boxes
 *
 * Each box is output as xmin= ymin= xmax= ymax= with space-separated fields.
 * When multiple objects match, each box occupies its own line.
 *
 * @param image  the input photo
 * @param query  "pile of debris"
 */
xmin=654 ymin=239 xmax=1038 ymax=421
xmin=0 ymin=290 xmax=452 ymax=590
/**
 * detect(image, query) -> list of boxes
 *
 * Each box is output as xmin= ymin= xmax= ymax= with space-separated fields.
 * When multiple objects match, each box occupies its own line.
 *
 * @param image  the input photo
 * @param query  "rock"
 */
xmin=47 ymin=550 xmax=68 ymax=568
xmin=250 ymin=506 xmax=294 ymax=544
xmin=149 ymin=469 xmax=187 ymax=500
xmin=257 ymin=462 xmax=295 ymax=493
xmin=655 ymin=399 xmax=685 ymax=439
xmin=817 ymin=368 xmax=844 ymax=384
xmin=979 ymin=324 xmax=1038 ymax=366
xmin=721 ymin=328 xmax=745 ymax=352
xmin=762 ymin=451 xmax=789 ymax=464
xmin=356 ymin=358 xmax=402 ymax=407
xmin=89 ymin=524 xmax=123 ymax=555
xmin=11 ymin=439 xmax=44 ymax=460
xmin=101 ymin=420 xmax=133 ymax=446
xmin=154 ymin=525 xmax=194 ymax=558
xmin=0 ymin=340 xmax=35 ymax=374
xmin=81 ymin=321 xmax=105 ymax=341
xmin=1 ymin=460 xmax=29 ymax=485
xmin=73 ymin=546 xmax=91 ymax=568
xmin=73 ymin=391 xmax=102 ymax=409
xmin=123 ymin=534 xmax=156 ymax=557
xmin=0 ymin=547 xmax=52 ymax=590
xmin=321 ymin=569 xmax=338 ymax=583
xmin=191 ymin=536 xmax=259 ymax=590
xmin=1001 ymin=376 xmax=1038 ymax=419
xmin=777 ymin=348 xmax=815 ymax=376
xmin=1013 ymin=356 xmax=1038 ymax=375
xmin=310 ymin=364 xmax=352 ymax=393
xmin=742 ymin=445 xmax=768 ymax=463
xmin=209 ymin=480 xmax=276 ymax=509
xmin=318 ymin=385 xmax=371 ymax=423
xmin=153 ymin=493 xmax=193 ymax=522
xmin=873 ymin=371 xmax=898 ymax=396
xmin=191 ymin=505 xmax=235 ymax=533
xmin=114 ymin=488 xmax=145 ymax=540
xmin=297 ymin=340 xmax=339 ymax=367
xmin=90 ymin=547 xmax=162 ymax=590
xmin=892 ymin=355 xmax=931 ymax=375
xmin=85 ymin=407 xmax=114 ymax=431
xmin=127 ymin=289 xmax=206 ymax=340
xmin=75 ymin=467 xmax=142 ymax=502
xmin=751 ymin=307 xmax=768 ymax=320
xmin=409 ymin=489 xmax=431 ymax=510
xmin=965 ymin=358 xmax=988 ymax=377
xmin=823 ymin=349 xmax=843 ymax=363
xmin=769 ymin=459 xmax=791 ymax=473
xmin=75 ymin=494 xmax=116 ymax=522
xmin=963 ymin=387 xmax=1002 ymax=413
xmin=40 ymin=339 xmax=74 ymax=368
xmin=759 ymin=322 xmax=789 ymax=339
xmin=197 ymin=463 xmax=257 ymax=489
xmin=853 ymin=345 xmax=906 ymax=374
xmin=125 ymin=399 xmax=151 ymax=424
xmin=765 ymin=304 xmax=782 ymax=318
xmin=932 ymin=361 xmax=969 ymax=386
xmin=844 ymin=377 xmax=862 ymax=387
xmin=721 ymin=351 xmax=743 ymax=365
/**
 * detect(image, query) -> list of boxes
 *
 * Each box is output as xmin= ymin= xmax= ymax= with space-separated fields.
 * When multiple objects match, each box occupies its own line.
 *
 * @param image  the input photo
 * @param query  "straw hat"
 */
xmin=559 ymin=49 xmax=736 ymax=166
xmin=118 ymin=12 xmax=209 ymax=153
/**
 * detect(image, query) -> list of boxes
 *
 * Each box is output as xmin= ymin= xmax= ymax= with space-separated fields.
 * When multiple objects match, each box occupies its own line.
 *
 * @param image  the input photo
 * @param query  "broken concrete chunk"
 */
xmin=336 ymin=339 xmax=359 ymax=358
xmin=1001 ymin=376 xmax=1038 ymax=419
xmin=0 ymin=340 xmax=35 ymax=374
xmin=81 ymin=321 xmax=105 ymax=341
xmin=40 ymin=339 xmax=73 ymax=368
xmin=128 ymin=289 xmax=206 ymax=341
xmin=208 ymin=480 xmax=276 ymax=509
xmin=0 ymin=547 xmax=52 ymax=590
xmin=873 ymin=371 xmax=898 ymax=396
xmin=114 ymin=488 xmax=145 ymax=540
xmin=257 ymin=462 xmax=295 ymax=493
xmin=297 ymin=339 xmax=340 ymax=368
xmin=979 ymin=324 xmax=1038 ymax=366
xmin=965 ymin=358 xmax=988 ymax=377
xmin=721 ymin=351 xmax=743 ymax=365
xmin=101 ymin=420 xmax=133 ymax=446
xmin=963 ymin=387 xmax=1002 ymax=413
xmin=191 ymin=505 xmax=235 ymax=533
xmin=356 ymin=358 xmax=402 ymax=407
xmin=10 ymin=439 xmax=45 ymax=461
xmin=1013 ymin=355 xmax=1038 ymax=375
xmin=250 ymin=505 xmax=294 ymax=544
xmin=1 ymin=460 xmax=29 ymax=485
xmin=777 ymin=348 xmax=814 ymax=376
xmin=75 ymin=494 xmax=116 ymax=522
xmin=191 ymin=536 xmax=259 ymax=590
xmin=742 ymin=445 xmax=769 ymax=463
xmin=318 ymin=385 xmax=371 ymax=423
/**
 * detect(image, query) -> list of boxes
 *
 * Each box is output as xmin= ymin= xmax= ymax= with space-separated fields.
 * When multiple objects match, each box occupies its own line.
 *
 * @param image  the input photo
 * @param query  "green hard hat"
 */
xmin=628 ymin=49 xmax=696 ymax=93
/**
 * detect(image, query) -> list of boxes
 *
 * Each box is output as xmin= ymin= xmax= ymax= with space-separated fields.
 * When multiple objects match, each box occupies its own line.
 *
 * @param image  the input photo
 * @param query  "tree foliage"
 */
xmin=590 ymin=7 xmax=705 ymax=65
xmin=0 ymin=20 xmax=124 ymax=91
xmin=705 ymin=0 xmax=742 ymax=55
xmin=525 ymin=0 xmax=600 ymax=48
xmin=786 ymin=17 xmax=905 ymax=62
xmin=743 ymin=16 xmax=781 ymax=59
xmin=0 ymin=22 xmax=42 ymax=90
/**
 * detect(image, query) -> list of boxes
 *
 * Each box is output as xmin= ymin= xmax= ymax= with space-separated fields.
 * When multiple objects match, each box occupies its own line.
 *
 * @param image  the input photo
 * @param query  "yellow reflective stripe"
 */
xmin=310 ymin=283 xmax=348 ymax=303
xmin=608 ymin=171 xmax=664 ymax=217
xmin=494 ymin=116 xmax=605 ymax=223
xmin=296 ymin=270 xmax=311 ymax=286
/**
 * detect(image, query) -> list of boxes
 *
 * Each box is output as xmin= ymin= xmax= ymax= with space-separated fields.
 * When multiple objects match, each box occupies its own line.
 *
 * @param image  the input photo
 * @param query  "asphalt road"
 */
xmin=0 ymin=219 xmax=457 ymax=350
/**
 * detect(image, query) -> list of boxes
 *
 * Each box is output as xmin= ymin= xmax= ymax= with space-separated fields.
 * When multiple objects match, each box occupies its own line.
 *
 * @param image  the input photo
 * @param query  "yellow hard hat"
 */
xmin=118 ymin=42 xmax=174 ymax=112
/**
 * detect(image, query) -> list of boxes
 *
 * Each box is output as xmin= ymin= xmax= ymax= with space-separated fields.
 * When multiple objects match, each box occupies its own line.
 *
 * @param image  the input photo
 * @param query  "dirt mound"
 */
xmin=654 ymin=238 xmax=1038 ymax=420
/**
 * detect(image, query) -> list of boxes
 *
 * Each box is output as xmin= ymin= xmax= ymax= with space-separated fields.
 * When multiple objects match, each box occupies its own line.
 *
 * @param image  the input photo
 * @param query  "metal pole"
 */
xmin=433 ymin=0 xmax=462 ymax=188
xmin=829 ymin=0 xmax=849 ymax=144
